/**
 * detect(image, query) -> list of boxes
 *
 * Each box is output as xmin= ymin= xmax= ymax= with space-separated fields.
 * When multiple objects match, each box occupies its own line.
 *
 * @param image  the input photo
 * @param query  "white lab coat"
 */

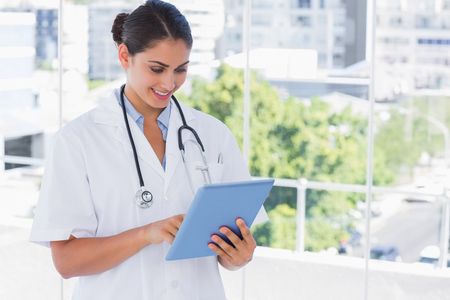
xmin=30 ymin=90 xmax=268 ymax=300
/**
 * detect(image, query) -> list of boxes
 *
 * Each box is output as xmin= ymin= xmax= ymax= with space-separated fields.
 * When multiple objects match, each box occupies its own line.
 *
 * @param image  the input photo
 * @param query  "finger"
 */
xmin=211 ymin=235 xmax=236 ymax=257
xmin=175 ymin=214 xmax=185 ymax=222
xmin=208 ymin=242 xmax=231 ymax=259
xmin=175 ymin=214 xmax=185 ymax=228
xmin=217 ymin=253 xmax=233 ymax=266
xmin=170 ymin=217 xmax=183 ymax=230
xmin=166 ymin=222 xmax=180 ymax=237
xmin=219 ymin=227 xmax=242 ymax=248
xmin=236 ymin=218 xmax=252 ymax=241
xmin=163 ymin=231 xmax=175 ymax=244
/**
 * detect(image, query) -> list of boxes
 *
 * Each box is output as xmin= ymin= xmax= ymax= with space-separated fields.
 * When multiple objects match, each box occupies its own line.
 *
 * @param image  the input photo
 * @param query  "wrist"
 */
xmin=218 ymin=256 xmax=241 ymax=271
xmin=138 ymin=224 xmax=152 ymax=246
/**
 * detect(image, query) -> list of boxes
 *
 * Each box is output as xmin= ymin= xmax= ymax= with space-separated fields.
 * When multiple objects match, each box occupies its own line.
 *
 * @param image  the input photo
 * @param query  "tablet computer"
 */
xmin=165 ymin=179 xmax=274 ymax=261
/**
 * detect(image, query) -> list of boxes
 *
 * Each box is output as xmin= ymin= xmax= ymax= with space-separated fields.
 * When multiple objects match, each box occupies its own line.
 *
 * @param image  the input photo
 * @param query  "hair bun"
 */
xmin=111 ymin=12 xmax=129 ymax=45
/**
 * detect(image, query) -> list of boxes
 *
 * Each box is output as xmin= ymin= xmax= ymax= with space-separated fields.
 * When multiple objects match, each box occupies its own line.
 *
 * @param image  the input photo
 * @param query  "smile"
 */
xmin=151 ymin=88 xmax=172 ymax=100
xmin=152 ymin=88 xmax=169 ymax=96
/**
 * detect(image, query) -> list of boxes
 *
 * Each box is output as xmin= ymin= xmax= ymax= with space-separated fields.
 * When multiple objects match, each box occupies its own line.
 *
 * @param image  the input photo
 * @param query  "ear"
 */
xmin=118 ymin=43 xmax=131 ymax=69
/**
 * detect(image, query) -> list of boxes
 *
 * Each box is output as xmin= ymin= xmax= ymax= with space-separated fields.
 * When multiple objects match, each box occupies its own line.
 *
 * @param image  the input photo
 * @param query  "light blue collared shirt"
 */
xmin=114 ymin=88 xmax=171 ymax=170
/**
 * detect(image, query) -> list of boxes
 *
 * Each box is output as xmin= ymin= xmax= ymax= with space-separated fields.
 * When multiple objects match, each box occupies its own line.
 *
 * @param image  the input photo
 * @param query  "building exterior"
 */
xmin=219 ymin=0 xmax=450 ymax=99
xmin=35 ymin=8 xmax=58 ymax=67
xmin=0 ymin=10 xmax=44 ymax=171
xmin=0 ymin=11 xmax=36 ymax=109
xmin=88 ymin=2 xmax=134 ymax=81
xmin=87 ymin=1 xmax=225 ymax=79
xmin=218 ymin=0 xmax=360 ymax=70
xmin=171 ymin=0 xmax=224 ymax=68
xmin=375 ymin=0 xmax=450 ymax=99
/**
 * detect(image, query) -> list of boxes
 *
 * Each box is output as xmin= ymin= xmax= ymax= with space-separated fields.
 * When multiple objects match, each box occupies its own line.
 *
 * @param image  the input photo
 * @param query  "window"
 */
xmin=297 ymin=0 xmax=311 ymax=8
xmin=2 ymin=1 xmax=450 ymax=299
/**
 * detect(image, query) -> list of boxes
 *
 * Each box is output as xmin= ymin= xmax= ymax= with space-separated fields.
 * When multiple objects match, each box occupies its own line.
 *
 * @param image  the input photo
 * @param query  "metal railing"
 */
xmin=266 ymin=177 xmax=450 ymax=269
xmin=1 ymin=152 xmax=449 ymax=269
xmin=1 ymin=166 xmax=449 ymax=300
xmin=2 ymin=155 xmax=45 ymax=166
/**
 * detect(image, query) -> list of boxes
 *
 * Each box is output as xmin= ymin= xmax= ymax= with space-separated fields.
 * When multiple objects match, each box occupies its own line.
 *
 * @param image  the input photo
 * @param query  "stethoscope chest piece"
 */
xmin=135 ymin=186 xmax=154 ymax=209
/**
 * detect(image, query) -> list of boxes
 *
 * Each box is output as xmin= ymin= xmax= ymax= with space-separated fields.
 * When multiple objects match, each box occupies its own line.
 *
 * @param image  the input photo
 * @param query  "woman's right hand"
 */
xmin=144 ymin=214 xmax=185 ymax=245
xmin=50 ymin=214 xmax=184 ymax=279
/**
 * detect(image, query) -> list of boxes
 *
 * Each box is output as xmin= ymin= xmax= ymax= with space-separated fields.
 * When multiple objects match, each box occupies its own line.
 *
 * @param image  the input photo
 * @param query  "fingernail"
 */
xmin=219 ymin=227 xmax=227 ymax=233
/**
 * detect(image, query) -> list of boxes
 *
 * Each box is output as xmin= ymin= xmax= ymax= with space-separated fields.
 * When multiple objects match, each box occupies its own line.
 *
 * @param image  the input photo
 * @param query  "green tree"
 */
xmin=180 ymin=64 xmax=435 ymax=252
xmin=374 ymin=99 xmax=447 ymax=183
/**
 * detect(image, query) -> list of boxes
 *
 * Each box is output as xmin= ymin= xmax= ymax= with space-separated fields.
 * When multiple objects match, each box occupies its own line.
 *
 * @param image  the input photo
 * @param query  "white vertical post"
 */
xmin=439 ymin=194 xmax=450 ymax=269
xmin=58 ymin=1 xmax=64 ymax=299
xmin=241 ymin=4 xmax=252 ymax=299
xmin=364 ymin=0 xmax=377 ymax=299
xmin=58 ymin=0 xmax=63 ymax=130
xmin=0 ymin=135 xmax=5 ymax=173
xmin=242 ymin=0 xmax=251 ymax=163
xmin=296 ymin=178 xmax=307 ymax=252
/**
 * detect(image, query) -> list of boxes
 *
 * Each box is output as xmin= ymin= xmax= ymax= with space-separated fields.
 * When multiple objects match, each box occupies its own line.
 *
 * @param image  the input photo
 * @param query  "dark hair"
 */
xmin=111 ymin=0 xmax=193 ymax=55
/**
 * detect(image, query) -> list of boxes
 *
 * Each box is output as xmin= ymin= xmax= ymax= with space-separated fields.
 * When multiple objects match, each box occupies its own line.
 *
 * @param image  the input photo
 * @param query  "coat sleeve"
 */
xmin=30 ymin=128 xmax=98 ymax=247
xmin=220 ymin=125 xmax=269 ymax=226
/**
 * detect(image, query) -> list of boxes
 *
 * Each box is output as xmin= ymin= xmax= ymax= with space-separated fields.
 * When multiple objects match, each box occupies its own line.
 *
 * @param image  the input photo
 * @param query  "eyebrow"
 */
xmin=148 ymin=60 xmax=190 ymax=68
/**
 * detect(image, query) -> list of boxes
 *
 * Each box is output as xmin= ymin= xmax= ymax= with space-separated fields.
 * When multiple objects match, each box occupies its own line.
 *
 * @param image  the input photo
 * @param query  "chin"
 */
xmin=147 ymin=98 xmax=170 ymax=109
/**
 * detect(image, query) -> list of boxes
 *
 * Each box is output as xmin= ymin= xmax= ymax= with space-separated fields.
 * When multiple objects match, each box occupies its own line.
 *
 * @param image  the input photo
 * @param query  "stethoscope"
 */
xmin=119 ymin=84 xmax=212 ymax=209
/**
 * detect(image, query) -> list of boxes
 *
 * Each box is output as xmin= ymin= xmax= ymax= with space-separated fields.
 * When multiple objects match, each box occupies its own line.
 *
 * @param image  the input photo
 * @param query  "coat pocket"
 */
xmin=184 ymin=161 xmax=224 ymax=193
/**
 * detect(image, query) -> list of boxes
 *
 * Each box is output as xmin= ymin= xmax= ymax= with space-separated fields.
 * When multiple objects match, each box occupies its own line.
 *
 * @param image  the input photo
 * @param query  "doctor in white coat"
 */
xmin=30 ymin=1 xmax=267 ymax=299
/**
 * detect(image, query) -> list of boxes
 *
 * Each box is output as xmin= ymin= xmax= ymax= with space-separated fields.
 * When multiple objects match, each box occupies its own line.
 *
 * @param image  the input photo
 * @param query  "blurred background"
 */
xmin=1 ymin=0 xmax=450 ymax=299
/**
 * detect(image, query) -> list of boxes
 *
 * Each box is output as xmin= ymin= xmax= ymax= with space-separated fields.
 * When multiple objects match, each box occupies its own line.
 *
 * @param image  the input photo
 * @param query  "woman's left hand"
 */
xmin=208 ymin=218 xmax=256 ymax=270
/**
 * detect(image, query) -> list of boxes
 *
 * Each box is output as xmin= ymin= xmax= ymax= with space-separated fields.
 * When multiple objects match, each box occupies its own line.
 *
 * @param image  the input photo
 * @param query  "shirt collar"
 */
xmin=157 ymin=100 xmax=171 ymax=130
xmin=114 ymin=87 xmax=171 ymax=127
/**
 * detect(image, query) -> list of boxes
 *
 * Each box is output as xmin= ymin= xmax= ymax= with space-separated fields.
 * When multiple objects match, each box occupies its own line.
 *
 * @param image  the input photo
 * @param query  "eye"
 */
xmin=175 ymin=68 xmax=187 ymax=73
xmin=150 ymin=67 xmax=164 ymax=74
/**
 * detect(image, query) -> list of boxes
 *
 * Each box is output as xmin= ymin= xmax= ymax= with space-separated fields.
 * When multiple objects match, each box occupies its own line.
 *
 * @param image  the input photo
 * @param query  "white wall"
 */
xmin=220 ymin=247 xmax=450 ymax=300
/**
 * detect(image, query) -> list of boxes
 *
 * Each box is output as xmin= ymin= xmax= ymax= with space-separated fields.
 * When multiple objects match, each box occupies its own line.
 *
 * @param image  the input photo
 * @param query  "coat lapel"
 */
xmin=164 ymin=100 xmax=196 ymax=193
xmin=93 ymin=93 xmax=165 ymax=179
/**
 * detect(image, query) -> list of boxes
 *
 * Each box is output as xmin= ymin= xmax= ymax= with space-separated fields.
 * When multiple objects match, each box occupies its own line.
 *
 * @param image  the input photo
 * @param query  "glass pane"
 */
xmin=370 ymin=0 xmax=450 ymax=298
xmin=0 ymin=1 xmax=62 ymax=299
xmin=170 ymin=0 xmax=233 ymax=114
xmin=304 ymin=191 xmax=365 ymax=257
xmin=62 ymin=0 xmax=141 ymax=123
xmin=370 ymin=192 xmax=441 ymax=264
xmin=371 ymin=95 xmax=450 ymax=271
xmin=252 ymin=186 xmax=297 ymax=250
xmin=221 ymin=0 xmax=369 ymax=79
xmin=246 ymin=1 xmax=369 ymax=299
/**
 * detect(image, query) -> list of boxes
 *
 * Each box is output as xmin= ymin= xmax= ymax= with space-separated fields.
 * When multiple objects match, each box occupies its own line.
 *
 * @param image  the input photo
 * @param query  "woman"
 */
xmin=30 ymin=1 xmax=267 ymax=299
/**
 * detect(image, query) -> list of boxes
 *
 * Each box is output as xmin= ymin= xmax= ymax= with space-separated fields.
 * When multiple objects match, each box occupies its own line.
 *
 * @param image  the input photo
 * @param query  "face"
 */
xmin=118 ymin=38 xmax=191 ymax=113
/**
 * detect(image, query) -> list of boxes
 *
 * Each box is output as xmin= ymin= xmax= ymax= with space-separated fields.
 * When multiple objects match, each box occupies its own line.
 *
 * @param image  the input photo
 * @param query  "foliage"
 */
xmin=374 ymin=99 xmax=447 ymax=182
xmin=257 ymin=204 xmax=297 ymax=250
xmin=181 ymin=64 xmax=442 ymax=252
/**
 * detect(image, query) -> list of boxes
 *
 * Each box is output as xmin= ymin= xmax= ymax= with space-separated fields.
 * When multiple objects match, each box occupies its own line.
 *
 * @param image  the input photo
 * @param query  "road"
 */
xmin=371 ymin=199 xmax=442 ymax=262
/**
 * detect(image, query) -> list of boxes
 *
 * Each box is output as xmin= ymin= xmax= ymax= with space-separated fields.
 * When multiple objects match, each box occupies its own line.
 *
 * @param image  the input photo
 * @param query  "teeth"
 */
xmin=152 ymin=88 xmax=169 ymax=96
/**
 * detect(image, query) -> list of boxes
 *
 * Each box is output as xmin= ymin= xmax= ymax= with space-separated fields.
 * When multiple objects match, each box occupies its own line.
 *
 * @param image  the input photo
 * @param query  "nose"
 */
xmin=160 ymin=73 xmax=176 ymax=92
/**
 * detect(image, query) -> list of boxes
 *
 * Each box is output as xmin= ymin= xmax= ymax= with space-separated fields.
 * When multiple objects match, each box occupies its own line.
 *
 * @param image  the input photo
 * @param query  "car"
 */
xmin=404 ymin=180 xmax=441 ymax=203
xmin=370 ymin=246 xmax=402 ymax=262
xmin=418 ymin=245 xmax=440 ymax=267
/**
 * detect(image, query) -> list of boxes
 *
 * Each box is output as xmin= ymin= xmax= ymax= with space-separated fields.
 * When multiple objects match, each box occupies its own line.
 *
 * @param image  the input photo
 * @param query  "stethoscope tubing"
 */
xmin=120 ymin=84 xmax=145 ymax=187
xmin=119 ymin=84 xmax=209 ymax=191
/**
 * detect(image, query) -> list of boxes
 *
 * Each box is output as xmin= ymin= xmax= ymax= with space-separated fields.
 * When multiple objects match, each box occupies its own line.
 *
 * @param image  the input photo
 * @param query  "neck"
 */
xmin=123 ymin=84 xmax=163 ymax=122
